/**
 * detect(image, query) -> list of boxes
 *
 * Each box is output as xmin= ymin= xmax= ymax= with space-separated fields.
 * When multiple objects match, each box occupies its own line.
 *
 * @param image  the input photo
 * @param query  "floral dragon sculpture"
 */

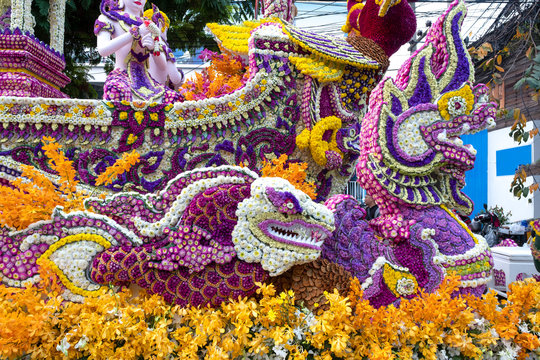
xmin=0 ymin=166 xmax=334 ymax=306
xmin=320 ymin=0 xmax=496 ymax=307
xmin=0 ymin=0 xmax=495 ymax=308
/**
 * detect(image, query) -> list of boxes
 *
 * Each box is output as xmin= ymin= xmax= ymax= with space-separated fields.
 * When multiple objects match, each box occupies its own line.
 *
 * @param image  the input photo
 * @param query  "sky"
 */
xmin=294 ymin=1 xmax=504 ymax=76
xmin=90 ymin=1 xmax=507 ymax=82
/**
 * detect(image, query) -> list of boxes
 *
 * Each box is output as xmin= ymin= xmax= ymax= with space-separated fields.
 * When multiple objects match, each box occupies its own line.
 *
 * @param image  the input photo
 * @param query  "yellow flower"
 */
xmin=95 ymin=150 xmax=141 ymax=186
xmin=260 ymin=154 xmax=317 ymax=199
xmin=134 ymin=111 xmax=145 ymax=124
xmin=267 ymin=309 xmax=277 ymax=322
xmin=302 ymin=116 xmax=344 ymax=167
xmin=296 ymin=128 xmax=311 ymax=149
xmin=126 ymin=133 xmax=138 ymax=145
xmin=437 ymin=84 xmax=475 ymax=121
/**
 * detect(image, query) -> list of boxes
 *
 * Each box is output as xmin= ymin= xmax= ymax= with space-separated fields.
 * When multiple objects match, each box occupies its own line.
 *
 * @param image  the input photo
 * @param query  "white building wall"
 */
xmin=487 ymin=123 xmax=538 ymax=222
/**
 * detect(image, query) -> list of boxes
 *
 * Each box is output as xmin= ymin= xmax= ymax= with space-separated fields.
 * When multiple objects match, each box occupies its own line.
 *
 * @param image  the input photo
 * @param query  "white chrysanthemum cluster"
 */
xmin=396 ymin=111 xmax=439 ymax=156
xmin=0 ymin=97 xmax=111 ymax=125
xmin=49 ymin=0 xmax=67 ymax=53
xmin=49 ymin=240 xmax=104 ymax=292
xmin=396 ymin=277 xmax=416 ymax=296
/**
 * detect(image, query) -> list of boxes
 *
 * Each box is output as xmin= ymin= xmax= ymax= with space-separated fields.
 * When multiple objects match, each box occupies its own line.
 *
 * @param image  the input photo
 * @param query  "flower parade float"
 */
xmin=2 ymin=0 xmax=539 ymax=358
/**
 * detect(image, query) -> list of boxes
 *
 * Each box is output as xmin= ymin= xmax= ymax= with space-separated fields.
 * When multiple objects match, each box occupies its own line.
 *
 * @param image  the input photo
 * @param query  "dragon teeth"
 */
xmin=437 ymin=129 xmax=447 ymax=141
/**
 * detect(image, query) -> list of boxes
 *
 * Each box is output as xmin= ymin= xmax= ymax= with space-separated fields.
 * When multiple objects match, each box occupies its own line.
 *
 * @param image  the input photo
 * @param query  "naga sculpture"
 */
xmin=0 ymin=0 xmax=495 ymax=308
xmin=319 ymin=0 xmax=496 ymax=307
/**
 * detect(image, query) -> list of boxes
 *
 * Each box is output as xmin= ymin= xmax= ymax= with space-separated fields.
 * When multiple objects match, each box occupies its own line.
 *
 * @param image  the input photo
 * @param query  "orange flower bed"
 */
xmin=1 ymin=270 xmax=539 ymax=359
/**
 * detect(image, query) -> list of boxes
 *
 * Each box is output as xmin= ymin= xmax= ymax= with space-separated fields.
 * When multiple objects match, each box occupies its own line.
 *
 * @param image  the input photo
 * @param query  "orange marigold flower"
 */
xmin=95 ymin=150 xmax=141 ymax=186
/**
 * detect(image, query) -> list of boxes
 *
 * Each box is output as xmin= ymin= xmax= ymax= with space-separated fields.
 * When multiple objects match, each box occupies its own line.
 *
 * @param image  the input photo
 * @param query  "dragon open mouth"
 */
xmin=431 ymin=105 xmax=496 ymax=172
xmin=259 ymin=219 xmax=332 ymax=250
xmin=437 ymin=116 xmax=495 ymax=155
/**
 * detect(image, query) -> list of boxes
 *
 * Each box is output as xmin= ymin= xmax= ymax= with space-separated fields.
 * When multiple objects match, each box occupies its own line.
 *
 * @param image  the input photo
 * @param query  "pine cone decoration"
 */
xmin=270 ymin=259 xmax=352 ymax=309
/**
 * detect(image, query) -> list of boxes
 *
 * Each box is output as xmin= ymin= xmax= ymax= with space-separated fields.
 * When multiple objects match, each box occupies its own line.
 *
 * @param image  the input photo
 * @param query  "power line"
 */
xmin=295 ymin=1 xmax=339 ymax=19
xmin=462 ymin=2 xmax=504 ymax=42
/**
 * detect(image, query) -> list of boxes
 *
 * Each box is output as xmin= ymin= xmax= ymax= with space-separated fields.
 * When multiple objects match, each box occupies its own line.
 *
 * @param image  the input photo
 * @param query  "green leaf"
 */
xmin=523 ymin=187 xmax=530 ymax=197
xmin=514 ymin=78 xmax=526 ymax=90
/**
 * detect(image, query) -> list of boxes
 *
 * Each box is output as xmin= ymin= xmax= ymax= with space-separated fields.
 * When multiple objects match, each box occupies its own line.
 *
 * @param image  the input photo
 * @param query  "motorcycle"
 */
xmin=470 ymin=204 xmax=500 ymax=246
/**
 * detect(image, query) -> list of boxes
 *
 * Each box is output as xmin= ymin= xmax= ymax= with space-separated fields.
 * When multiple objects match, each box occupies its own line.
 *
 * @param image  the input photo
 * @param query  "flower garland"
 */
xmin=48 ymin=0 xmax=67 ymax=53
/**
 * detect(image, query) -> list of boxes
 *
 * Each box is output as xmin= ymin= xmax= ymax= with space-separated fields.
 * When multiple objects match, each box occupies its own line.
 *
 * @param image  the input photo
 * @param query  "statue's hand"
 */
xmin=138 ymin=23 xmax=151 ymax=37
xmin=141 ymin=34 xmax=155 ymax=51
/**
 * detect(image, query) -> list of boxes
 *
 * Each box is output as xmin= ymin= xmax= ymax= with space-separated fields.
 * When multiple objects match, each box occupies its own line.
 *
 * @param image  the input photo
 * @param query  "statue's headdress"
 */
xmin=144 ymin=4 xmax=169 ymax=32
xmin=99 ymin=0 xmax=143 ymax=26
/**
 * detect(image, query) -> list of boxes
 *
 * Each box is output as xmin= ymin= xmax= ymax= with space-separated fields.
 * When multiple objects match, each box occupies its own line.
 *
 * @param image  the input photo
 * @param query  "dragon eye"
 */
xmin=265 ymin=187 xmax=302 ymax=214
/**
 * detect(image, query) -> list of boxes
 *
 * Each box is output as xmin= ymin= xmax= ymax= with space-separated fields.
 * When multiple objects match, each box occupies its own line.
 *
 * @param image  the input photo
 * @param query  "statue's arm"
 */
xmin=167 ymin=62 xmax=184 ymax=90
xmin=95 ymin=15 xmax=152 ymax=57
xmin=95 ymin=15 xmax=131 ymax=57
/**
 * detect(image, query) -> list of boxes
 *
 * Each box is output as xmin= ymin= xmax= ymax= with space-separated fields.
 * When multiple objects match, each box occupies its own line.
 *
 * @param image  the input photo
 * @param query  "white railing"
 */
xmin=346 ymin=181 xmax=365 ymax=203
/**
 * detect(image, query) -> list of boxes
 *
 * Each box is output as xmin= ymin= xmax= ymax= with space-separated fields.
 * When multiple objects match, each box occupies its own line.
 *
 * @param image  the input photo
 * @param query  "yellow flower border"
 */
xmin=382 ymin=263 xmax=419 ymax=298
xmin=289 ymin=55 xmax=345 ymax=83
xmin=341 ymin=1 xmax=364 ymax=33
xmin=37 ymin=233 xmax=112 ymax=297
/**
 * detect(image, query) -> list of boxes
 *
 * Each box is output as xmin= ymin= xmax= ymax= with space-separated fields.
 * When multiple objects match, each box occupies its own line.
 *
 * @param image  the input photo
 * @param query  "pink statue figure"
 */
xmin=144 ymin=6 xmax=184 ymax=91
xmin=261 ymin=0 xmax=297 ymax=22
xmin=94 ymin=0 xmax=183 ymax=103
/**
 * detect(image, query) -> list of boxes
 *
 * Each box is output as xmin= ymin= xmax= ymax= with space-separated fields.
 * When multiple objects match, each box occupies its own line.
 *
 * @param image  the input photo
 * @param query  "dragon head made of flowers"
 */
xmin=357 ymin=0 xmax=497 ymax=242
xmin=232 ymin=177 xmax=334 ymax=276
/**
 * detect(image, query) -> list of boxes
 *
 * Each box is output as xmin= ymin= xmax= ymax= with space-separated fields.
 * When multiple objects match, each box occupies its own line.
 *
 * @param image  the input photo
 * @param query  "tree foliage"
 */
xmin=469 ymin=1 xmax=540 ymax=200
xmin=30 ymin=0 xmax=254 ymax=98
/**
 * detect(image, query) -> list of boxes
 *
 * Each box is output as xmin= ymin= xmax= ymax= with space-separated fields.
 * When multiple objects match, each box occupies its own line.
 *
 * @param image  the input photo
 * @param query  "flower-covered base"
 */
xmin=0 ymin=29 xmax=70 ymax=98
xmin=0 ymin=72 xmax=68 ymax=98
